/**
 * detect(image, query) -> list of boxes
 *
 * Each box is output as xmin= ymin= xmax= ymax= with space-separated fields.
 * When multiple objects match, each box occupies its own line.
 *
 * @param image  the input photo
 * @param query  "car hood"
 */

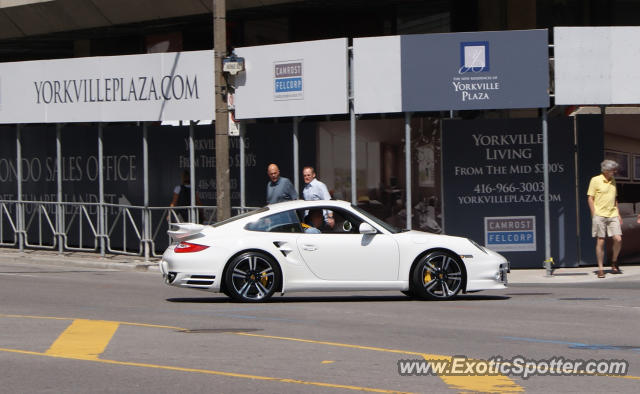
xmin=397 ymin=230 xmax=467 ymax=244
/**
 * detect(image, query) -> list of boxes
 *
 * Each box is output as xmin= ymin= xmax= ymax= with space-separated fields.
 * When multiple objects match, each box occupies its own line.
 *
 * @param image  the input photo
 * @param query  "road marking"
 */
xmin=5 ymin=314 xmax=640 ymax=392
xmin=0 ymin=313 xmax=74 ymax=322
xmin=0 ymin=273 xmax=39 ymax=278
xmin=235 ymin=333 xmax=524 ymax=393
xmin=504 ymin=336 xmax=640 ymax=352
xmin=605 ymin=305 xmax=640 ymax=310
xmin=0 ymin=313 xmax=184 ymax=330
xmin=422 ymin=355 xmax=524 ymax=393
xmin=234 ymin=332 xmax=426 ymax=355
xmin=2 ymin=314 xmax=522 ymax=392
xmin=321 ymin=360 xmax=335 ymax=364
xmin=46 ymin=319 xmax=120 ymax=359
xmin=0 ymin=347 xmax=411 ymax=394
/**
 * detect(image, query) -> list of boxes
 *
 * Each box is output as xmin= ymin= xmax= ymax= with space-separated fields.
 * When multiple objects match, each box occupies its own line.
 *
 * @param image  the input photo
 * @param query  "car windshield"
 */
xmin=212 ymin=207 xmax=269 ymax=227
xmin=351 ymin=204 xmax=400 ymax=234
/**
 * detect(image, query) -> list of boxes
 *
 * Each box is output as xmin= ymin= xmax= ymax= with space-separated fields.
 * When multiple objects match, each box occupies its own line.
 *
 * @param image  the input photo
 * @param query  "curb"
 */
xmin=507 ymin=266 xmax=640 ymax=284
xmin=0 ymin=248 xmax=160 ymax=272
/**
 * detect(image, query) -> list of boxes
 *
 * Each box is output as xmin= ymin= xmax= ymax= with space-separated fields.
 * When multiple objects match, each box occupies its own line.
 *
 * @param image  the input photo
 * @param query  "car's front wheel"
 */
xmin=224 ymin=251 xmax=281 ymax=302
xmin=411 ymin=251 xmax=464 ymax=300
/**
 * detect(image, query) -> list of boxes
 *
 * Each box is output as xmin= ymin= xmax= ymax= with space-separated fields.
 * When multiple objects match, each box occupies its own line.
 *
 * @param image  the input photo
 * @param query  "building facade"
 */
xmin=3 ymin=0 xmax=640 ymax=267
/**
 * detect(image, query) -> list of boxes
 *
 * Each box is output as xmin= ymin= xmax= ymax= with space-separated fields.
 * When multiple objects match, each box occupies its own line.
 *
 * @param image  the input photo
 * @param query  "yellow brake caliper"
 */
xmin=260 ymin=273 xmax=269 ymax=287
xmin=424 ymin=270 xmax=432 ymax=284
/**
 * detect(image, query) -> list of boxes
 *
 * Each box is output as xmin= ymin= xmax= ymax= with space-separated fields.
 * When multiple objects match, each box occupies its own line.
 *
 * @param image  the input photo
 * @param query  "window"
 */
xmin=298 ymin=207 xmax=366 ymax=234
xmin=352 ymin=204 xmax=400 ymax=234
xmin=213 ymin=207 xmax=268 ymax=228
xmin=245 ymin=210 xmax=302 ymax=233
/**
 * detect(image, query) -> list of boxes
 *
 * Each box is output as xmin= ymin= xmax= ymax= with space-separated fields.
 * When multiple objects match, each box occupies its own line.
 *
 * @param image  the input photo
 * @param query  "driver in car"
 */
xmin=303 ymin=209 xmax=326 ymax=234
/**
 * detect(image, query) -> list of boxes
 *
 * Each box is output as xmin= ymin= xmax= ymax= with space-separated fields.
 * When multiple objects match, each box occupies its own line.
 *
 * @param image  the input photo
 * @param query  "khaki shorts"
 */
xmin=592 ymin=215 xmax=622 ymax=238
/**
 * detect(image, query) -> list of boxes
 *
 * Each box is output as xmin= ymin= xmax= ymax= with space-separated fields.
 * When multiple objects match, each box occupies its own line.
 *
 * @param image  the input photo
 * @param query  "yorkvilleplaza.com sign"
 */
xmin=0 ymin=50 xmax=214 ymax=123
xmin=33 ymin=75 xmax=200 ymax=104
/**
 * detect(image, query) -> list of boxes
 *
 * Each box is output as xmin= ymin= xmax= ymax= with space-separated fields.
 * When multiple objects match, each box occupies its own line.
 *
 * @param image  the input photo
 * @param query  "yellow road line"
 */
xmin=234 ymin=332 xmax=524 ymax=393
xmin=234 ymin=333 xmax=640 ymax=384
xmin=234 ymin=332 xmax=427 ymax=356
xmin=436 ymin=373 xmax=523 ymax=393
xmin=421 ymin=355 xmax=524 ymax=393
xmin=4 ymin=313 xmax=639 ymax=392
xmin=0 ymin=347 xmax=411 ymax=394
xmin=46 ymin=319 xmax=119 ymax=359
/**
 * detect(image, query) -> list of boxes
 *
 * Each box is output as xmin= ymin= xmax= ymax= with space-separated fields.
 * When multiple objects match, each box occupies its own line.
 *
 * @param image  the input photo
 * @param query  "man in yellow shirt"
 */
xmin=587 ymin=160 xmax=622 ymax=278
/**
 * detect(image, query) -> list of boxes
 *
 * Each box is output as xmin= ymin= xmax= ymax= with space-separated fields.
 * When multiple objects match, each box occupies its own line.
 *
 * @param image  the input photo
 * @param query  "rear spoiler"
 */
xmin=168 ymin=223 xmax=205 ymax=242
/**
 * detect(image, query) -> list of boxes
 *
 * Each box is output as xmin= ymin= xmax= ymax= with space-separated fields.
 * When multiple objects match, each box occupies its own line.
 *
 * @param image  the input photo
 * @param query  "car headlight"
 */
xmin=468 ymin=238 xmax=487 ymax=254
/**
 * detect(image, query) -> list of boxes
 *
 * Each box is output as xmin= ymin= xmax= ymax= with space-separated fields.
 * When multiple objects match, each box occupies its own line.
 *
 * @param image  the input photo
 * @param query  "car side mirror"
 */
xmin=359 ymin=222 xmax=377 ymax=235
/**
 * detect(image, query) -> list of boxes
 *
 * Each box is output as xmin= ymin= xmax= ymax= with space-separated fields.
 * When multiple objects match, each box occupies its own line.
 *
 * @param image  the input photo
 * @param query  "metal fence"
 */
xmin=0 ymin=199 xmax=255 ymax=260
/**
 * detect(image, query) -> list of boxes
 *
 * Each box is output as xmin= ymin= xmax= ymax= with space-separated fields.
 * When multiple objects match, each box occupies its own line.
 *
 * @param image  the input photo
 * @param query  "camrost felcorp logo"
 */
xmin=485 ymin=216 xmax=536 ymax=252
xmin=451 ymin=41 xmax=500 ymax=102
xmin=274 ymin=60 xmax=303 ymax=101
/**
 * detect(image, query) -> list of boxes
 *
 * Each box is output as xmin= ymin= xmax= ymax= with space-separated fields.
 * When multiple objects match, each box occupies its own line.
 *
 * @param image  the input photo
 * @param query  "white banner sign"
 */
xmin=0 ymin=50 xmax=214 ymax=123
xmin=234 ymin=38 xmax=348 ymax=119
xmin=353 ymin=36 xmax=402 ymax=114
xmin=554 ymin=27 xmax=640 ymax=105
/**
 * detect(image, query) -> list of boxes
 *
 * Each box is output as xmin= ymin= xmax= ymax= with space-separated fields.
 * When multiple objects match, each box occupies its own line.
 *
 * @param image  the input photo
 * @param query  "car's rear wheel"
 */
xmin=224 ymin=252 xmax=280 ymax=302
xmin=411 ymin=251 xmax=464 ymax=300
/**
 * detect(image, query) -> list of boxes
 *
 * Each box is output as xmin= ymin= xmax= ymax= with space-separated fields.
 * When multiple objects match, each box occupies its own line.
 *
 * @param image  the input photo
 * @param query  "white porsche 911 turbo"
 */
xmin=160 ymin=200 xmax=509 ymax=302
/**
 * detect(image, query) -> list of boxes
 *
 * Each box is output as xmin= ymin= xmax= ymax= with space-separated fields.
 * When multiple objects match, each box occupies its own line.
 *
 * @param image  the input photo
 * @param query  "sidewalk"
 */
xmin=1 ymin=247 xmax=640 ymax=284
xmin=507 ymin=263 xmax=640 ymax=284
xmin=0 ymin=247 xmax=160 ymax=272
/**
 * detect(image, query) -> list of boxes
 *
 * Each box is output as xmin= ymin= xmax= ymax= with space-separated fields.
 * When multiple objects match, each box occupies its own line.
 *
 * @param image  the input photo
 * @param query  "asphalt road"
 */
xmin=1 ymin=260 xmax=639 ymax=393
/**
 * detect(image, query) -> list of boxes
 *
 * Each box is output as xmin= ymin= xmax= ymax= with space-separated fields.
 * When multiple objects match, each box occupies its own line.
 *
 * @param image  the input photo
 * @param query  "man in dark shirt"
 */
xmin=266 ymin=163 xmax=298 ymax=204
xmin=169 ymin=170 xmax=201 ymax=222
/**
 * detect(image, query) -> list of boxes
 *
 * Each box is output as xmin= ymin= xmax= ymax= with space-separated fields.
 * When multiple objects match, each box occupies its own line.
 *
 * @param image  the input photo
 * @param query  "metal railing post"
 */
xmin=349 ymin=46 xmax=357 ymax=204
xmin=143 ymin=122 xmax=150 ymax=261
xmin=56 ymin=123 xmax=63 ymax=253
xmin=98 ymin=123 xmax=105 ymax=257
xmin=240 ymin=123 xmax=246 ymax=209
xmin=189 ymin=121 xmax=196 ymax=222
xmin=293 ymin=117 xmax=300 ymax=192
xmin=542 ymin=110 xmax=553 ymax=276
xmin=405 ymin=112 xmax=412 ymax=230
xmin=16 ymin=124 xmax=24 ymax=251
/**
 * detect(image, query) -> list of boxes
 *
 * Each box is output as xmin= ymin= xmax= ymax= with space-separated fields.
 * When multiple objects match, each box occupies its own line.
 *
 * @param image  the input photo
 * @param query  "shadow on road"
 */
xmin=450 ymin=294 xmax=511 ymax=301
xmin=166 ymin=294 xmax=510 ymax=303
xmin=504 ymin=292 xmax=553 ymax=296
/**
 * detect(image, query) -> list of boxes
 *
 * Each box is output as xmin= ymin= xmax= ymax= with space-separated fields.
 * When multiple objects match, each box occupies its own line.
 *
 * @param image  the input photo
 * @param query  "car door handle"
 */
xmin=302 ymin=245 xmax=317 ymax=251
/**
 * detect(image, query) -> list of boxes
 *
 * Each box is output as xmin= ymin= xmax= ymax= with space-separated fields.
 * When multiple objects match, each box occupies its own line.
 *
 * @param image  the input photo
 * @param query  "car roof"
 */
xmin=264 ymin=199 xmax=353 ymax=213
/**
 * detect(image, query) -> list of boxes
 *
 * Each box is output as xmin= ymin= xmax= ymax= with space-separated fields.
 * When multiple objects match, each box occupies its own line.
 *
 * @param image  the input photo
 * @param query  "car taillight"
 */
xmin=174 ymin=242 xmax=209 ymax=253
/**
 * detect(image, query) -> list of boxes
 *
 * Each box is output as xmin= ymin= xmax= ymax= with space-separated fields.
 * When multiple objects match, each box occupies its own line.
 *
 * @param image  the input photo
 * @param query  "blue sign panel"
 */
xmin=488 ymin=231 xmax=534 ymax=244
xmin=275 ymin=77 xmax=303 ymax=93
xmin=401 ymin=29 xmax=549 ymax=111
xmin=460 ymin=41 xmax=490 ymax=73
xmin=442 ymin=118 xmax=576 ymax=268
